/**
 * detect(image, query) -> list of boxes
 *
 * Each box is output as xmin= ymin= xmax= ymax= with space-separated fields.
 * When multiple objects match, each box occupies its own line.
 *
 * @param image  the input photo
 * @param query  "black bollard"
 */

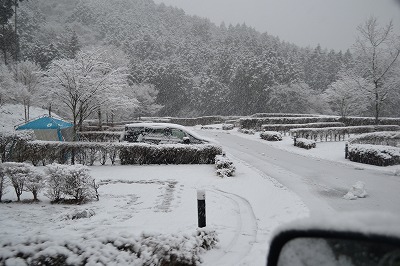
xmin=197 ymin=190 xmax=206 ymax=228
xmin=345 ymin=143 xmax=349 ymax=159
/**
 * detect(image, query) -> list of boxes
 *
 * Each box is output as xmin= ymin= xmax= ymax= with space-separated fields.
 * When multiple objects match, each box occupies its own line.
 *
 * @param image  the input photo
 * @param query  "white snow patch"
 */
xmin=343 ymin=181 xmax=367 ymax=200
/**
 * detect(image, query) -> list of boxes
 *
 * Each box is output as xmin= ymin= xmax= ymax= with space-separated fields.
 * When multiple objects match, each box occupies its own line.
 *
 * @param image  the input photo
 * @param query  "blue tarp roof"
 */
xmin=16 ymin=116 xmax=73 ymax=130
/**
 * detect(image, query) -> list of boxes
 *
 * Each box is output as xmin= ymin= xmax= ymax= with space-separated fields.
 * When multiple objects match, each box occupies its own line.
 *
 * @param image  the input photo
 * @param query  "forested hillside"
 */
xmin=1 ymin=0 xmax=399 ymax=121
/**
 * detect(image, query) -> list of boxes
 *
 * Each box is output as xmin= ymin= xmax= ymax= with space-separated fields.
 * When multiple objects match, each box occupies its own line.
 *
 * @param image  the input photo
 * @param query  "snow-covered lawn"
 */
xmin=0 ymin=162 xmax=308 ymax=265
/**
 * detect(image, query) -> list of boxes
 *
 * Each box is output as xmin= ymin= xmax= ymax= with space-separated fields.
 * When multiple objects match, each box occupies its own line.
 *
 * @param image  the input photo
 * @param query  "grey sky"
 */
xmin=153 ymin=0 xmax=400 ymax=52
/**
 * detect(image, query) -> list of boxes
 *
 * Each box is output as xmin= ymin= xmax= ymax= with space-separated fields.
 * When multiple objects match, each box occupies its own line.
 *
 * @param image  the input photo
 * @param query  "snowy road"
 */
xmin=197 ymin=130 xmax=400 ymax=215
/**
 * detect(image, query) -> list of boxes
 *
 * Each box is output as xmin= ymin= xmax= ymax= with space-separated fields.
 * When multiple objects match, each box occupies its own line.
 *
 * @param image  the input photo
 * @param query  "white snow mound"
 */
xmin=343 ymin=181 xmax=367 ymax=200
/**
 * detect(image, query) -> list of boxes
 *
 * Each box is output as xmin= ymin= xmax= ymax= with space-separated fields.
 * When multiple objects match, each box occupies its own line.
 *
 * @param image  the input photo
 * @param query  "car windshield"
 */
xmin=1 ymin=1 xmax=399 ymax=266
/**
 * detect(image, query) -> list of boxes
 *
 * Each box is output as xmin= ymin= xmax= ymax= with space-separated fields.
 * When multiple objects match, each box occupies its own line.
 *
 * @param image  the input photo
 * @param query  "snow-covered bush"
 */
xmin=348 ymin=144 xmax=400 ymax=166
xmin=251 ymin=113 xmax=316 ymax=118
xmin=222 ymin=124 xmax=234 ymax=130
xmin=348 ymin=131 xmax=400 ymax=147
xmin=45 ymin=164 xmax=67 ymax=202
xmin=45 ymin=164 xmax=96 ymax=203
xmin=215 ymin=155 xmax=235 ymax=178
xmin=294 ymin=138 xmax=316 ymax=149
xmin=238 ymin=128 xmax=255 ymax=135
xmin=0 ymin=164 xmax=10 ymax=202
xmin=2 ymin=162 xmax=44 ymax=201
xmin=0 ymin=131 xmax=34 ymax=163
xmin=170 ymin=116 xmax=224 ymax=126
xmin=260 ymin=131 xmax=282 ymax=141
xmin=0 ymin=229 xmax=218 ymax=265
xmin=341 ymin=117 xmax=400 ymax=127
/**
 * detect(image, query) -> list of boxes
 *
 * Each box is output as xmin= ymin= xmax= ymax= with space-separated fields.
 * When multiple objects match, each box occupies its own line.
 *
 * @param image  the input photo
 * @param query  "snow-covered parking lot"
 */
xmin=0 ymin=161 xmax=308 ymax=265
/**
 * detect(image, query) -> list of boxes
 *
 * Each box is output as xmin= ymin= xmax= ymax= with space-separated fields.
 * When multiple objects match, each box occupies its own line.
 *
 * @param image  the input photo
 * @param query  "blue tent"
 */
xmin=16 ymin=116 xmax=74 ymax=141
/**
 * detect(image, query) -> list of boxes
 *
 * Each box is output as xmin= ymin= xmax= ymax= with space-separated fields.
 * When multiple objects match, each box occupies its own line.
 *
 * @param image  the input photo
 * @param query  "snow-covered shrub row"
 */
xmin=294 ymin=138 xmax=316 ymax=149
xmin=9 ymin=141 xmax=221 ymax=166
xmin=240 ymin=117 xmax=339 ymax=130
xmin=215 ymin=155 xmax=235 ymax=178
xmin=261 ymin=122 xmax=345 ymax=135
xmin=290 ymin=125 xmax=400 ymax=142
xmin=0 ymin=229 xmax=218 ymax=265
xmin=348 ymin=144 xmax=400 ymax=166
xmin=341 ymin=117 xmax=400 ymax=127
xmin=0 ymin=162 xmax=97 ymax=203
xmin=348 ymin=131 xmax=400 ymax=147
xmin=251 ymin=113 xmax=318 ymax=118
xmin=238 ymin=128 xmax=255 ymax=135
xmin=260 ymin=131 xmax=283 ymax=141
xmin=119 ymin=143 xmax=222 ymax=165
xmin=77 ymin=131 xmax=122 ymax=142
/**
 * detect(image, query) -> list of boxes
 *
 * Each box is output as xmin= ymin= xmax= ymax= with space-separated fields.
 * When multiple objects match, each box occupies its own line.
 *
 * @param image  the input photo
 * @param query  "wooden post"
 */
xmin=197 ymin=190 xmax=206 ymax=228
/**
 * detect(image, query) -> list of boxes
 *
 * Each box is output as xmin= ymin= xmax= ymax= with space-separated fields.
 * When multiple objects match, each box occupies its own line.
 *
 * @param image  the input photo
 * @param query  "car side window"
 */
xmin=171 ymin=129 xmax=186 ymax=139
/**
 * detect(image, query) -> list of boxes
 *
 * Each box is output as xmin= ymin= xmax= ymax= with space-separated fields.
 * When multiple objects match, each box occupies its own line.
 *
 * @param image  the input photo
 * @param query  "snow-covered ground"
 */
xmin=1 ymin=107 xmax=399 ymax=265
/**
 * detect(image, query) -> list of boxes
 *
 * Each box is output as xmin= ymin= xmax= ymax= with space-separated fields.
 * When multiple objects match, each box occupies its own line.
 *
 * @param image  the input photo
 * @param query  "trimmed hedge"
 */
xmin=240 ymin=117 xmax=339 ymax=130
xmin=4 ymin=140 xmax=222 ymax=166
xmin=341 ymin=117 xmax=400 ymax=126
xmin=251 ymin=113 xmax=318 ymax=118
xmin=119 ymin=143 xmax=222 ymax=165
xmin=170 ymin=116 xmax=224 ymax=126
xmin=260 ymin=131 xmax=283 ymax=141
xmin=294 ymin=138 xmax=316 ymax=149
xmin=290 ymin=125 xmax=400 ymax=142
xmin=261 ymin=122 xmax=345 ymax=135
xmin=77 ymin=131 xmax=122 ymax=142
xmin=348 ymin=144 xmax=400 ymax=166
xmin=348 ymin=131 xmax=400 ymax=147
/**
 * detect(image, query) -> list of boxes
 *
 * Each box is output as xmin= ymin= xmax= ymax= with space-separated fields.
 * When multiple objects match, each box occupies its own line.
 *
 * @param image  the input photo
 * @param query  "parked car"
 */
xmin=120 ymin=123 xmax=210 ymax=144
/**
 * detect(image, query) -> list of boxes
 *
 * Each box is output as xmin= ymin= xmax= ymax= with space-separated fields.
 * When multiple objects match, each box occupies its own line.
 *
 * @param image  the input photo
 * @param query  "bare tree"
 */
xmin=14 ymin=60 xmax=42 ymax=121
xmin=324 ymin=69 xmax=370 ymax=119
xmin=45 ymin=48 xmax=128 ymax=136
xmin=353 ymin=17 xmax=400 ymax=124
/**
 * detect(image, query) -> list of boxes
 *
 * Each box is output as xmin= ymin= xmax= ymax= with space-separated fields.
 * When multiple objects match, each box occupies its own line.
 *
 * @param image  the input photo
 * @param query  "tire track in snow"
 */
xmin=206 ymin=188 xmax=258 ymax=265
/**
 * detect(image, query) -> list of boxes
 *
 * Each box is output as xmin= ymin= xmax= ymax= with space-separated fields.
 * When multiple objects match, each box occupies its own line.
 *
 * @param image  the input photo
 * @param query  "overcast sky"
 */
xmin=152 ymin=0 xmax=400 ymax=52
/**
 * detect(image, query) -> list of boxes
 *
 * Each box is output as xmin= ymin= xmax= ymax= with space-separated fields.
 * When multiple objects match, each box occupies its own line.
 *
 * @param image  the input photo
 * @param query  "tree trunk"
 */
xmin=2 ymin=24 xmax=7 ymax=65
xmin=97 ymin=108 xmax=102 ymax=130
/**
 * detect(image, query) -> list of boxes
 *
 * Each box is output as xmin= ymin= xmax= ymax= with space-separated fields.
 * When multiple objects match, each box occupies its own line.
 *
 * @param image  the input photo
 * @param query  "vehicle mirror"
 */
xmin=183 ymin=137 xmax=190 ymax=144
xmin=267 ymin=229 xmax=400 ymax=266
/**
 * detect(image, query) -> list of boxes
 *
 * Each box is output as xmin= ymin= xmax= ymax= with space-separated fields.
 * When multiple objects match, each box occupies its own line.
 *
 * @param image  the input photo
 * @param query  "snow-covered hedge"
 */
xmin=341 ymin=117 xmax=400 ymax=127
xmin=348 ymin=131 xmax=400 ymax=147
xmin=77 ymin=131 xmax=122 ymax=142
xmin=240 ymin=117 xmax=339 ymax=130
xmin=251 ymin=113 xmax=318 ymax=118
xmin=261 ymin=122 xmax=345 ymax=135
xmin=294 ymin=138 xmax=316 ymax=149
xmin=5 ymin=140 xmax=222 ymax=166
xmin=215 ymin=155 xmax=235 ymax=178
xmin=290 ymin=125 xmax=400 ymax=142
xmin=0 ymin=229 xmax=218 ymax=266
xmin=347 ymin=144 xmax=400 ymax=166
xmin=260 ymin=131 xmax=283 ymax=141
xmin=119 ymin=144 xmax=221 ymax=165
xmin=238 ymin=128 xmax=255 ymax=135
xmin=222 ymin=124 xmax=234 ymax=130
xmin=0 ymin=131 xmax=34 ymax=163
